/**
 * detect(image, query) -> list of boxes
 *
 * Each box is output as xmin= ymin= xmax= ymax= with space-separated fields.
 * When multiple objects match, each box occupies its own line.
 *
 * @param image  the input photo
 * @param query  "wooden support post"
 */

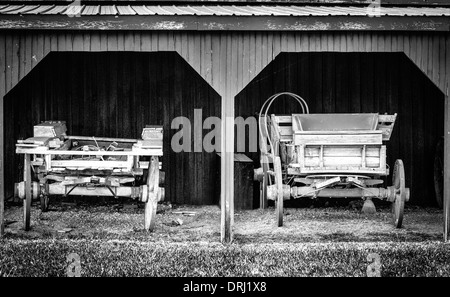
xmin=23 ymin=154 xmax=32 ymax=231
xmin=444 ymin=96 xmax=450 ymax=242
xmin=0 ymin=88 xmax=4 ymax=237
xmin=221 ymin=95 xmax=234 ymax=244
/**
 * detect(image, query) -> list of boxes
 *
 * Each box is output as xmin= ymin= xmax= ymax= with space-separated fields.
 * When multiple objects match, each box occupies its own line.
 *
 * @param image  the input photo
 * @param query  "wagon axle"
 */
xmin=14 ymin=180 xmax=165 ymax=203
xmin=266 ymin=178 xmax=410 ymax=202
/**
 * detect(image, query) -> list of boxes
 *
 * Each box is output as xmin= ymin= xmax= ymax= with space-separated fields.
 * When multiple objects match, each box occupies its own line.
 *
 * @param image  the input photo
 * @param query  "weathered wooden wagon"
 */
xmin=257 ymin=93 xmax=409 ymax=228
xmin=14 ymin=121 xmax=164 ymax=231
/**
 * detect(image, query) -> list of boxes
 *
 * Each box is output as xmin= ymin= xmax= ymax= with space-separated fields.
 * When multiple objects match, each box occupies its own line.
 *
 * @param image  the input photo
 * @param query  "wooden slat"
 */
xmin=433 ymin=35 xmax=440 ymax=88
xmin=107 ymin=31 xmax=118 ymax=51
xmin=134 ymin=32 xmax=142 ymax=51
xmin=73 ymin=33 xmax=83 ymax=52
xmin=5 ymin=34 xmax=12 ymax=93
xmin=294 ymin=132 xmax=382 ymax=145
xmin=0 ymin=33 xmax=4 ymax=236
xmin=303 ymin=156 xmax=381 ymax=168
xmin=100 ymin=33 xmax=107 ymax=51
xmin=83 ymin=33 xmax=90 ymax=51
xmin=445 ymin=34 xmax=450 ymax=241
xmin=141 ymin=32 xmax=151 ymax=51
xmin=11 ymin=34 xmax=19 ymax=88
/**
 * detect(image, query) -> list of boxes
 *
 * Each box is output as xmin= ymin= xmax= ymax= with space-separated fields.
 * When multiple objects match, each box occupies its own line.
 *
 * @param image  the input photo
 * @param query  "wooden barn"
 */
xmin=0 ymin=0 xmax=450 ymax=242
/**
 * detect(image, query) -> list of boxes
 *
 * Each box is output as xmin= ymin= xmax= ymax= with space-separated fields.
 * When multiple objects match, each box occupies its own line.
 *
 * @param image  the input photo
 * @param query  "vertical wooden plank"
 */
xmin=357 ymin=32 xmax=364 ymax=52
xmin=100 ymin=33 xmax=107 ymax=51
xmin=300 ymin=33 xmax=308 ymax=52
xmin=236 ymin=33 xmax=243 ymax=92
xmin=320 ymin=32 xmax=328 ymax=52
xmin=418 ymin=34 xmax=425 ymax=75
xmin=193 ymin=33 xmax=201 ymax=78
xmin=0 ymin=34 xmax=5 ymax=236
xmin=397 ymin=33 xmax=404 ymax=53
xmin=141 ymin=32 xmax=151 ymax=52
xmin=57 ymin=32 xmax=66 ymax=52
xmin=272 ymin=32 xmax=281 ymax=59
xmin=403 ymin=33 xmax=410 ymax=58
xmin=151 ymin=32 xmax=158 ymax=52
xmin=203 ymin=33 xmax=212 ymax=85
xmin=364 ymin=32 xmax=371 ymax=52
xmin=409 ymin=34 xmax=418 ymax=71
xmin=261 ymin=33 xmax=268 ymax=71
xmin=19 ymin=33 xmax=26 ymax=80
xmin=281 ymin=32 xmax=289 ymax=52
xmin=90 ymin=32 xmax=100 ymax=52
xmin=11 ymin=34 xmax=20 ymax=88
xmin=73 ymin=33 xmax=83 ymax=52
xmin=334 ymin=32 xmax=341 ymax=53
xmin=50 ymin=32 xmax=58 ymax=52
xmin=211 ymin=33 xmax=221 ymax=92
xmin=65 ymin=33 xmax=73 ymax=52
xmin=167 ymin=32 xmax=175 ymax=51
xmin=5 ymin=34 xmax=12 ymax=94
xmin=432 ymin=34 xmax=439 ymax=88
xmin=248 ymin=33 xmax=256 ymax=85
xmin=134 ymin=32 xmax=142 ymax=52
xmin=157 ymin=31 xmax=169 ymax=52
xmin=107 ymin=32 xmax=118 ymax=51
xmin=243 ymin=33 xmax=251 ymax=88
xmin=439 ymin=34 xmax=446 ymax=92
xmin=384 ymin=33 xmax=392 ymax=53
xmin=83 ymin=33 xmax=91 ymax=52
xmin=43 ymin=33 xmax=51 ymax=56
xmin=445 ymin=94 xmax=450 ymax=242
xmin=444 ymin=35 xmax=450 ymax=242
xmin=294 ymin=33 xmax=301 ymax=52
xmin=340 ymin=33 xmax=346 ymax=52
xmin=391 ymin=34 xmax=398 ymax=52
xmin=124 ymin=31 xmax=134 ymax=51
xmin=117 ymin=32 xmax=125 ymax=51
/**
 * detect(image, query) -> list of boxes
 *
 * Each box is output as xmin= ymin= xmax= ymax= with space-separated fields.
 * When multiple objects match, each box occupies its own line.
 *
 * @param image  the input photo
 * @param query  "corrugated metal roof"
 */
xmin=0 ymin=4 xmax=450 ymax=16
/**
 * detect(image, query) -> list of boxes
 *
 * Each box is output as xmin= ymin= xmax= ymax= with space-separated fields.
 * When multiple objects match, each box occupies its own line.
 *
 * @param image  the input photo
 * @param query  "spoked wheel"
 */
xmin=392 ymin=159 xmax=406 ymax=228
xmin=434 ymin=137 xmax=444 ymax=208
xmin=274 ymin=156 xmax=284 ymax=227
xmin=260 ymin=155 xmax=270 ymax=209
xmin=144 ymin=156 xmax=160 ymax=232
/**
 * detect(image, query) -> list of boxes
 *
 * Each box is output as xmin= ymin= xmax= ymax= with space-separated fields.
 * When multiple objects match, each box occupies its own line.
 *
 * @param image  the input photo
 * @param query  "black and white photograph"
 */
xmin=0 ymin=0 xmax=450 ymax=284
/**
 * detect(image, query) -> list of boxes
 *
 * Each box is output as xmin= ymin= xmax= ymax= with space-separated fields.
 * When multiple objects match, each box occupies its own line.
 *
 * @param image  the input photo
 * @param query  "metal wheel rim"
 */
xmin=392 ymin=159 xmax=406 ymax=228
xmin=274 ymin=156 xmax=283 ymax=227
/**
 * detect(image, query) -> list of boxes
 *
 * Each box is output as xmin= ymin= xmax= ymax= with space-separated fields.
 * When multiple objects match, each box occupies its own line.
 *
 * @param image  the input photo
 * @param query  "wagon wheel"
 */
xmin=260 ymin=154 xmax=270 ymax=209
xmin=392 ymin=159 xmax=406 ymax=228
xmin=144 ymin=156 xmax=160 ymax=232
xmin=434 ymin=137 xmax=444 ymax=208
xmin=274 ymin=156 xmax=284 ymax=227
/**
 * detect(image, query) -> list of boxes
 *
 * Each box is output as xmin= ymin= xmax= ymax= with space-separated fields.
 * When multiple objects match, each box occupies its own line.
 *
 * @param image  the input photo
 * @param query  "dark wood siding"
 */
xmin=4 ymin=51 xmax=221 ymax=205
xmin=0 ymin=31 xmax=448 ymax=208
xmin=236 ymin=52 xmax=445 ymax=206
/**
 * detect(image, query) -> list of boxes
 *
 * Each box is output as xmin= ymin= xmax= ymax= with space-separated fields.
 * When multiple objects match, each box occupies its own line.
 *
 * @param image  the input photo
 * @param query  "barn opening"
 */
xmin=3 ymin=51 xmax=221 ymax=206
xmin=236 ymin=52 xmax=445 ymax=207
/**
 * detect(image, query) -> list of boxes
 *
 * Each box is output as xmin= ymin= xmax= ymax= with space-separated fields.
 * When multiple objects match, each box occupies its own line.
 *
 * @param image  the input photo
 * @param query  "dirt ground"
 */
xmin=2 ymin=196 xmax=444 ymax=244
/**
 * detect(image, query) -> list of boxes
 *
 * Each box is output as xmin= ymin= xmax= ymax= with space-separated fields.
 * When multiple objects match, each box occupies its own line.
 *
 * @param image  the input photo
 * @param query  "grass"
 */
xmin=1 ymin=198 xmax=450 ymax=276
xmin=1 ymin=239 xmax=449 ymax=277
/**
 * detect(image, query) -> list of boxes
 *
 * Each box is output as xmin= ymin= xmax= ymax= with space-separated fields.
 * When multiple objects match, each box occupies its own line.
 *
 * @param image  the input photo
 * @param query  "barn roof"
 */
xmin=0 ymin=2 xmax=449 ymax=31
xmin=0 ymin=4 xmax=450 ymax=16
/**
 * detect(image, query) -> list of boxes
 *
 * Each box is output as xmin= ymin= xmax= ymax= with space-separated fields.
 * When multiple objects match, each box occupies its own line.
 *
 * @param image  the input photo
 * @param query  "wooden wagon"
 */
xmin=256 ymin=93 xmax=409 ymax=228
xmin=14 ymin=121 xmax=164 ymax=232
